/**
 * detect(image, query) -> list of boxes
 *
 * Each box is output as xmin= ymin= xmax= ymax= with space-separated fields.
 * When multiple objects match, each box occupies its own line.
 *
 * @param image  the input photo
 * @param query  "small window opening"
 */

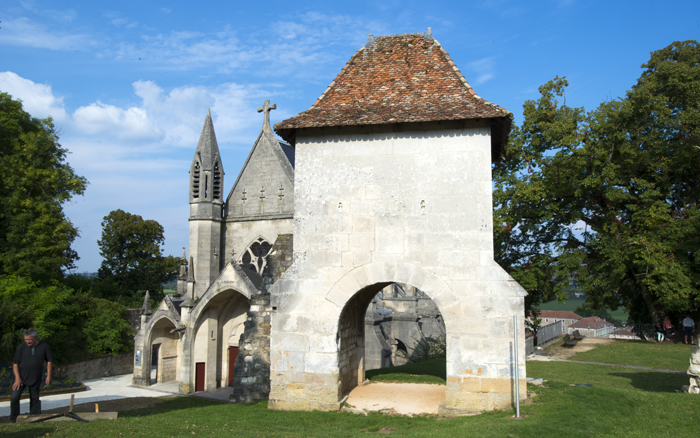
xmin=192 ymin=161 xmax=201 ymax=198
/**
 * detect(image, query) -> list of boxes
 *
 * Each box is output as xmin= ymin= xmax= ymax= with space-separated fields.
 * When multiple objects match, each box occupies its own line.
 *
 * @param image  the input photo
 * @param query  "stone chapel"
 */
xmin=132 ymin=29 xmax=527 ymax=415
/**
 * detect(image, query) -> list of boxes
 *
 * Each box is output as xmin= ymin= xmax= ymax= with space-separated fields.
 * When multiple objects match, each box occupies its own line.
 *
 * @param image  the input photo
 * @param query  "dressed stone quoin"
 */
xmin=132 ymin=29 xmax=527 ymax=415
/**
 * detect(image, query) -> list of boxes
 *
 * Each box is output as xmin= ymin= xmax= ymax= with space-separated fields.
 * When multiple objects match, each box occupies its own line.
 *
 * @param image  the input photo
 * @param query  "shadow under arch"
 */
xmin=188 ymin=288 xmax=250 ymax=391
xmin=330 ymin=261 xmax=457 ymax=398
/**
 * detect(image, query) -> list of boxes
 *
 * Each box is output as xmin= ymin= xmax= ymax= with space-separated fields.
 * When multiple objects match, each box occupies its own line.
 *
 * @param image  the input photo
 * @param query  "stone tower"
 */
xmin=189 ymin=110 xmax=225 ymax=298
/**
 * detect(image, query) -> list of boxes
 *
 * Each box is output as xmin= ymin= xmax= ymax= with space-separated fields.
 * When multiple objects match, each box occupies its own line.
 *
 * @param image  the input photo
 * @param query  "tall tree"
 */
xmin=0 ymin=93 xmax=87 ymax=281
xmin=494 ymin=41 xmax=700 ymax=323
xmin=97 ymin=209 xmax=179 ymax=302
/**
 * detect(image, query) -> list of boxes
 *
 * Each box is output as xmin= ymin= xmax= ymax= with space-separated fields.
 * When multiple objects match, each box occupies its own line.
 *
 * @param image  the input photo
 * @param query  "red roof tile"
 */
xmin=537 ymin=310 xmax=583 ymax=320
xmin=569 ymin=316 xmax=615 ymax=329
xmin=275 ymin=31 xmax=511 ymax=156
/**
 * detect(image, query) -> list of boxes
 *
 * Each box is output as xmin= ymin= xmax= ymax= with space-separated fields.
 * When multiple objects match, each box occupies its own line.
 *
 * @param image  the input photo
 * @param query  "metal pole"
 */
xmin=513 ymin=314 xmax=520 ymax=418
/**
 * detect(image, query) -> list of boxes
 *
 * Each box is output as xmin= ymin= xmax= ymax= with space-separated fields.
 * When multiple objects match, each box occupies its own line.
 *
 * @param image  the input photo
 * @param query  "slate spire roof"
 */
xmin=275 ymin=29 xmax=512 ymax=156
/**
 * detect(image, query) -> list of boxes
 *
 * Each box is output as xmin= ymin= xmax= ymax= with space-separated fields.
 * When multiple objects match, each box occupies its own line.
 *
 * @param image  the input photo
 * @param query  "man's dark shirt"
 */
xmin=13 ymin=341 xmax=52 ymax=386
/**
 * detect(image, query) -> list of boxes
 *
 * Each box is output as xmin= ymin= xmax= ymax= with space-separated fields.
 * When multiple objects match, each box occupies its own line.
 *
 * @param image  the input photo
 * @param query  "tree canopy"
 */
xmin=97 ymin=209 xmax=179 ymax=304
xmin=494 ymin=40 xmax=700 ymax=323
xmin=0 ymin=93 xmax=87 ymax=281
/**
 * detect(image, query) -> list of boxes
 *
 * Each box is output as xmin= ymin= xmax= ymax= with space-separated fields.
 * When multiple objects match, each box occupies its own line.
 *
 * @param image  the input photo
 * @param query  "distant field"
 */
xmin=539 ymin=298 xmax=628 ymax=321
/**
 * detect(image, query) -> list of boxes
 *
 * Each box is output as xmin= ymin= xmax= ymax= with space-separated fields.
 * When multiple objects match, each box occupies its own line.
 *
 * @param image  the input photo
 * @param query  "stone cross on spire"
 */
xmin=257 ymin=100 xmax=277 ymax=129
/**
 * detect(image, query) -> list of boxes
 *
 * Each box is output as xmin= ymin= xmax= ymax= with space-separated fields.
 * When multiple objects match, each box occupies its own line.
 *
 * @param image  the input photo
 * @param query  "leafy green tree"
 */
xmin=97 ymin=209 xmax=179 ymax=303
xmin=83 ymin=299 xmax=134 ymax=356
xmin=0 ymin=93 xmax=87 ymax=281
xmin=494 ymin=40 xmax=700 ymax=323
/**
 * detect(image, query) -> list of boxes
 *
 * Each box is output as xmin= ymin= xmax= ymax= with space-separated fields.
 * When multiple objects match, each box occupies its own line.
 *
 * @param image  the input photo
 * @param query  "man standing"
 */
xmin=10 ymin=328 xmax=53 ymax=423
xmin=683 ymin=315 xmax=696 ymax=345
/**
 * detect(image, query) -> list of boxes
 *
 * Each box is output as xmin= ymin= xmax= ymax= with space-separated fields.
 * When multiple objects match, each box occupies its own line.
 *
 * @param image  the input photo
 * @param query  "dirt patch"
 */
xmin=346 ymin=382 xmax=445 ymax=416
xmin=543 ymin=337 xmax=614 ymax=360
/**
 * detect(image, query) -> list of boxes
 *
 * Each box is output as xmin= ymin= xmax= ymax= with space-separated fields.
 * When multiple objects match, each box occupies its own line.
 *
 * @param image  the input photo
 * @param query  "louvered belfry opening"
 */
xmin=192 ymin=161 xmax=201 ymax=198
xmin=213 ymin=161 xmax=221 ymax=199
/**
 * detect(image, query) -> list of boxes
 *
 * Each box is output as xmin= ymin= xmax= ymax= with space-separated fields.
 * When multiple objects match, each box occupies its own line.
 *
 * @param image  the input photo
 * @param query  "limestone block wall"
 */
xmin=223 ymin=218 xmax=293 ymax=265
xmin=189 ymin=218 xmax=223 ymax=297
xmin=53 ymin=352 xmax=134 ymax=382
xmin=269 ymin=121 xmax=527 ymax=414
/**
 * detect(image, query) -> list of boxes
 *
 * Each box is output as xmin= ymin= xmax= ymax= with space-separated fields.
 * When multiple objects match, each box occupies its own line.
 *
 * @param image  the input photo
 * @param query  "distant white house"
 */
xmin=536 ymin=310 xmax=582 ymax=332
xmin=568 ymin=316 xmax=616 ymax=338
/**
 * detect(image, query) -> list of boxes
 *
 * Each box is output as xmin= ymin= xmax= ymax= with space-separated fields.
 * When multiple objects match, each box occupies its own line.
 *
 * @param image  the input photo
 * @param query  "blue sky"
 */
xmin=1 ymin=0 xmax=698 ymax=273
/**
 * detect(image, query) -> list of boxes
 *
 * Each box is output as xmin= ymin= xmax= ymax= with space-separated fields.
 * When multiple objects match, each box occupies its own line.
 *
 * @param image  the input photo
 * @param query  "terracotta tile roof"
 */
xmin=275 ymin=31 xmax=511 ymax=157
xmin=569 ymin=316 xmax=615 ymax=330
xmin=537 ymin=310 xmax=583 ymax=320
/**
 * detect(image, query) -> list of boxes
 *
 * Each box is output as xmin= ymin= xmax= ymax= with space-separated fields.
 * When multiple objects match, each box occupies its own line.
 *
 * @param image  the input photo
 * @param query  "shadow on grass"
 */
xmin=365 ymin=358 xmax=446 ymax=384
xmin=610 ymin=372 xmax=689 ymax=392
xmin=119 ymin=396 xmax=224 ymax=418
xmin=0 ymin=425 xmax=56 ymax=438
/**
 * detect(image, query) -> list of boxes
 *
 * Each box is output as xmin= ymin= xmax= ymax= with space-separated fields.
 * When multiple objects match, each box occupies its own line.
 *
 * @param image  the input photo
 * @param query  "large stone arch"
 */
xmin=324 ymin=261 xmax=458 ymax=327
xmin=325 ymin=262 xmax=456 ymax=399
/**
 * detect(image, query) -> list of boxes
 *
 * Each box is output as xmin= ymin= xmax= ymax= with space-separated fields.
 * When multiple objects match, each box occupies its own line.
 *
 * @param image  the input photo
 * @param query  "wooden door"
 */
xmin=228 ymin=347 xmax=239 ymax=386
xmin=195 ymin=362 xmax=205 ymax=392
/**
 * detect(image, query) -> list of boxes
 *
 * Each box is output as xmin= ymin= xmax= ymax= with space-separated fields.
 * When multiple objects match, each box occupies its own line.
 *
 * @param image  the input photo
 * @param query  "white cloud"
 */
xmin=467 ymin=57 xmax=496 ymax=85
xmin=73 ymin=101 xmax=164 ymax=141
xmin=0 ymin=17 xmax=95 ymax=51
xmin=0 ymin=72 xmax=69 ymax=122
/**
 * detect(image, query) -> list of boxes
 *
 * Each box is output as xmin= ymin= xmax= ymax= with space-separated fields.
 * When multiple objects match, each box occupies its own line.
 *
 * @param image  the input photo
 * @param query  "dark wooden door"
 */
xmin=195 ymin=362 xmax=205 ymax=392
xmin=228 ymin=347 xmax=239 ymax=386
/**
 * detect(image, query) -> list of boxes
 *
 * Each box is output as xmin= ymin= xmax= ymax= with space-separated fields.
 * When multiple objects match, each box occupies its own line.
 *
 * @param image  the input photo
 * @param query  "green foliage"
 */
xmin=401 ymin=334 xmax=447 ymax=363
xmin=97 ymin=209 xmax=179 ymax=304
xmin=0 ymin=276 xmax=133 ymax=363
xmin=0 ymin=93 xmax=87 ymax=281
xmin=494 ymin=41 xmax=700 ymax=322
xmin=83 ymin=299 xmax=134 ymax=356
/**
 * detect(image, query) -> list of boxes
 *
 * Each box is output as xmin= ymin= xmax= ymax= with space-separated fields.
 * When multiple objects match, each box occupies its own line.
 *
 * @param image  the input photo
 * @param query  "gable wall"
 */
xmin=227 ymin=133 xmax=294 ymax=218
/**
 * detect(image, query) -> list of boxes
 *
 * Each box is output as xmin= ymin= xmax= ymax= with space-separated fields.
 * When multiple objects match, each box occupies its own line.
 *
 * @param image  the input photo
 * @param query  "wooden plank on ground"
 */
xmin=16 ymin=412 xmax=118 ymax=423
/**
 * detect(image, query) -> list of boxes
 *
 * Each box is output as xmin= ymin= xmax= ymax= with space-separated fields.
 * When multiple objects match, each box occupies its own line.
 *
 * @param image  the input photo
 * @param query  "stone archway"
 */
xmin=148 ymin=316 xmax=180 ymax=385
xmin=189 ymin=289 xmax=249 ymax=392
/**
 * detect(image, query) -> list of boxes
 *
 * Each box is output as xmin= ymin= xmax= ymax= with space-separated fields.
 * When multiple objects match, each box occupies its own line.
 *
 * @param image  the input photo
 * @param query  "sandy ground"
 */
xmin=531 ymin=337 xmax=615 ymax=360
xmin=346 ymin=382 xmax=445 ymax=416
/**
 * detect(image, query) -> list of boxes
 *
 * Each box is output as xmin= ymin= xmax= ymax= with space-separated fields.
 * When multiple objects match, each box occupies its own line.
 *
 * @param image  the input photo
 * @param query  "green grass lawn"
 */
xmin=569 ymin=340 xmax=692 ymax=371
xmin=540 ymin=298 xmax=629 ymax=321
xmin=365 ymin=358 xmax=446 ymax=384
xmin=3 ymin=343 xmax=698 ymax=437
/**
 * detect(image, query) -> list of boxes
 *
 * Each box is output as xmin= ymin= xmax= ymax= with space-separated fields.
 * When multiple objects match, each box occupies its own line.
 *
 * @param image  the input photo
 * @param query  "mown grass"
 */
xmin=365 ymin=358 xmax=446 ymax=384
xmin=3 ymin=342 xmax=698 ymax=437
xmin=569 ymin=341 xmax=692 ymax=371
xmin=540 ymin=298 xmax=629 ymax=321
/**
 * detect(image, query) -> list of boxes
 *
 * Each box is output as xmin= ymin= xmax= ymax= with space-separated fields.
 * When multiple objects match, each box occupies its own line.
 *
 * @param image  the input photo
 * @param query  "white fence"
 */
xmin=536 ymin=320 xmax=565 ymax=345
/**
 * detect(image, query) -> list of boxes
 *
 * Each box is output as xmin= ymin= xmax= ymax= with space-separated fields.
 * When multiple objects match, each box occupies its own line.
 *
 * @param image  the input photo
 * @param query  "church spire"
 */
xmin=190 ymin=109 xmax=225 ymax=205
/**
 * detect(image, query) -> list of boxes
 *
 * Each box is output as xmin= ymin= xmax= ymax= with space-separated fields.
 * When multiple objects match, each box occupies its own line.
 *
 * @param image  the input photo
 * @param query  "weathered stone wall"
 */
xmin=226 ymin=130 xmax=294 ymax=218
xmin=54 ymin=352 xmax=134 ymax=382
xmin=269 ymin=121 xmax=527 ymax=414
xmin=223 ymin=219 xmax=293 ymax=267
xmin=230 ymin=285 xmax=272 ymax=402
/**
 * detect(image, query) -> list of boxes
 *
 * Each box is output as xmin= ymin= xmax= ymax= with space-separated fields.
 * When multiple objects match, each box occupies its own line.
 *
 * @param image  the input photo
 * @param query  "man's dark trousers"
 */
xmin=10 ymin=382 xmax=41 ymax=422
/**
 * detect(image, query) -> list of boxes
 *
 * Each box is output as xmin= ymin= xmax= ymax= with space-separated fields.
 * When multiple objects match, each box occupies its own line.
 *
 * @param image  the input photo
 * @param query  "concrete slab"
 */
xmin=0 ymin=373 xmax=177 ymax=419
xmin=189 ymin=386 xmax=232 ymax=402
